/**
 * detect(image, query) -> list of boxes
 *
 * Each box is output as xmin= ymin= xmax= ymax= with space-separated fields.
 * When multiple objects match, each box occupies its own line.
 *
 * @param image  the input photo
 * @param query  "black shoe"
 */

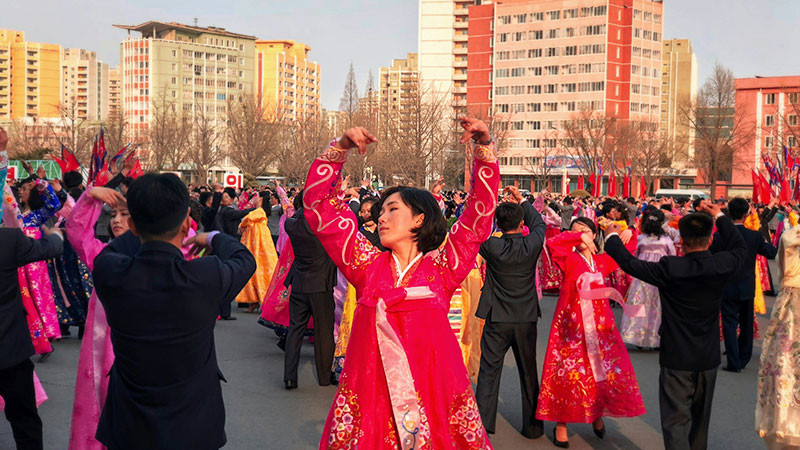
xmin=329 ymin=373 xmax=339 ymax=386
xmin=552 ymin=426 xmax=569 ymax=448
xmin=38 ymin=350 xmax=54 ymax=363
xmin=722 ymin=366 xmax=742 ymax=373
xmin=77 ymin=325 xmax=85 ymax=340
xmin=277 ymin=336 xmax=286 ymax=352
xmin=285 ymin=380 xmax=298 ymax=390
xmin=593 ymin=425 xmax=606 ymax=439
xmin=521 ymin=428 xmax=544 ymax=439
xmin=219 ymin=316 xmax=237 ymax=321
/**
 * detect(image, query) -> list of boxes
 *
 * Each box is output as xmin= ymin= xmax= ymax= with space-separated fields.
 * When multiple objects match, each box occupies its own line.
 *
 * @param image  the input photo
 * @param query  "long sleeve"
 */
xmin=605 ymin=235 xmax=670 ymax=288
xmin=14 ymin=229 xmax=63 ymax=266
xmin=302 ymin=149 xmax=382 ymax=286
xmin=521 ymin=200 xmax=546 ymax=250
xmin=210 ymin=233 xmax=257 ymax=304
xmin=276 ymin=185 xmax=295 ymax=217
xmin=757 ymin=235 xmax=778 ymax=260
xmin=434 ymin=142 xmax=500 ymax=292
xmin=713 ymin=216 xmax=747 ymax=274
xmin=66 ymin=189 xmax=107 ymax=270
xmin=24 ymin=181 xmax=61 ymax=227
xmin=546 ymin=231 xmax=583 ymax=269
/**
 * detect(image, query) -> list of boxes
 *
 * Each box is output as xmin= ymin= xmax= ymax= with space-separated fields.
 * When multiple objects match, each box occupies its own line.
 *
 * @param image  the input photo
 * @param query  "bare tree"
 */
xmin=7 ymin=118 xmax=57 ymax=160
xmin=339 ymin=62 xmax=360 ymax=129
xmin=49 ymin=101 xmax=98 ymax=164
xmin=525 ymin=128 xmax=559 ymax=192
xmin=226 ymin=94 xmax=285 ymax=176
xmin=146 ymin=91 xmax=190 ymax=171
xmin=616 ymin=120 xmax=672 ymax=196
xmin=101 ymin=108 xmax=130 ymax=163
xmin=187 ymin=103 xmax=224 ymax=183
xmin=681 ymin=63 xmax=755 ymax=195
xmin=276 ymin=113 xmax=330 ymax=184
xmin=459 ymin=106 xmax=512 ymax=191
xmin=561 ymin=109 xmax=615 ymax=184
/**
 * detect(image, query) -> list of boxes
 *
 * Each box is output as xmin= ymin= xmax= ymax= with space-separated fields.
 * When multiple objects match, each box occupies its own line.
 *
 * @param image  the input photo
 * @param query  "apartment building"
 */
xmin=379 ymin=53 xmax=419 ymax=132
xmin=254 ymin=40 xmax=320 ymax=120
xmin=61 ymin=48 xmax=110 ymax=121
xmin=108 ymin=65 xmax=121 ymax=118
xmin=114 ymin=21 xmax=256 ymax=135
xmin=0 ymin=29 xmax=61 ymax=119
xmin=467 ymin=0 xmax=664 ymax=189
xmin=661 ymin=39 xmax=697 ymax=165
xmin=418 ymin=0 xmax=472 ymax=116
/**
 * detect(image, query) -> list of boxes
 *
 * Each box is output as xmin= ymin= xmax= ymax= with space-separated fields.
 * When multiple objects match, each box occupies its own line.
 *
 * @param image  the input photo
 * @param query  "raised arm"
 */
xmin=521 ymin=198 xmax=546 ymax=249
xmin=605 ymin=234 xmax=669 ymax=288
xmin=302 ymin=134 xmax=382 ymax=286
xmin=546 ymin=231 xmax=583 ymax=268
xmin=66 ymin=188 xmax=108 ymax=270
xmin=24 ymin=180 xmax=61 ymax=227
xmin=435 ymin=139 xmax=500 ymax=291
xmin=276 ymin=184 xmax=295 ymax=217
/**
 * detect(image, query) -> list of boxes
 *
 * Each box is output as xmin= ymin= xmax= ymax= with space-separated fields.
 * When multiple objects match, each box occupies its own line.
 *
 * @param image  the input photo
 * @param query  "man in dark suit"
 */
xmin=92 ymin=173 xmax=256 ymax=450
xmin=475 ymin=186 xmax=546 ymax=438
xmin=283 ymin=190 xmax=338 ymax=389
xmin=604 ymin=201 xmax=746 ymax=450
xmin=0 ymin=226 xmax=63 ymax=450
xmin=710 ymin=198 xmax=777 ymax=372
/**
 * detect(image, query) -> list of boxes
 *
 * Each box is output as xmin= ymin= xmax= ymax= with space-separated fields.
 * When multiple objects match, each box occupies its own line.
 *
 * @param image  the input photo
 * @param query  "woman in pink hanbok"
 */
xmin=308 ymin=119 xmax=498 ymax=449
xmin=66 ymin=186 xmax=196 ymax=450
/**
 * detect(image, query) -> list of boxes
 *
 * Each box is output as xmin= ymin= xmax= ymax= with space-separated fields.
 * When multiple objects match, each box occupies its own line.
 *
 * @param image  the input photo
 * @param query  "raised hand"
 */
xmin=432 ymin=178 xmax=445 ymax=196
xmin=579 ymin=232 xmax=598 ymax=254
xmin=458 ymin=116 xmax=491 ymax=145
xmin=338 ymin=127 xmax=377 ymax=155
xmin=122 ymin=152 xmax=137 ymax=176
xmin=605 ymin=222 xmax=622 ymax=236
xmin=89 ymin=186 xmax=126 ymax=208
xmin=183 ymin=232 xmax=214 ymax=257
xmin=503 ymin=185 xmax=523 ymax=204
xmin=698 ymin=200 xmax=722 ymax=217
xmin=21 ymin=160 xmax=34 ymax=176
xmin=36 ymin=165 xmax=46 ymax=179
xmin=50 ymin=179 xmax=62 ymax=192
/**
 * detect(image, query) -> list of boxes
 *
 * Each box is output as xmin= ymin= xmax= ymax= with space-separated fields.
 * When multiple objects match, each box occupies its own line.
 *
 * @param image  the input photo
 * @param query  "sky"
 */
xmin=3 ymin=0 xmax=800 ymax=111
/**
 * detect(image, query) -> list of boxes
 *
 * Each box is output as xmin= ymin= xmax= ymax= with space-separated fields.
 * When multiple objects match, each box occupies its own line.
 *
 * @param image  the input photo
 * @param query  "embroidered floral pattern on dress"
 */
xmin=448 ymin=389 xmax=489 ymax=449
xmin=326 ymin=377 xmax=365 ymax=449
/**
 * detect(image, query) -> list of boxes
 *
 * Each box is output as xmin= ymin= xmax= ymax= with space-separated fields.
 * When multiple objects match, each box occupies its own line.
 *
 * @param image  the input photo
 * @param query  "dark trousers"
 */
xmin=721 ymin=297 xmax=754 ymax=370
xmin=284 ymin=291 xmax=335 ymax=385
xmin=0 ymin=359 xmax=43 ymax=450
xmin=475 ymin=321 xmax=543 ymax=438
xmin=659 ymin=367 xmax=717 ymax=450
xmin=218 ymin=296 xmax=232 ymax=318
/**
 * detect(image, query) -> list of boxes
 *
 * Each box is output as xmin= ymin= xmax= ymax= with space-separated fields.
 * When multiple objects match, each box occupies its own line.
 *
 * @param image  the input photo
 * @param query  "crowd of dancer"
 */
xmin=1 ymin=118 xmax=800 ymax=450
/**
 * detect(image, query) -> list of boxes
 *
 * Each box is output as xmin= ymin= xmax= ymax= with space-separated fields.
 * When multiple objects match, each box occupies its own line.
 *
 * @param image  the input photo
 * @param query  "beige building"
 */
xmin=62 ymin=48 xmax=110 ymax=121
xmin=379 ymin=53 xmax=419 ymax=132
xmin=108 ymin=65 xmax=121 ymax=118
xmin=661 ymin=39 xmax=697 ymax=164
xmin=418 ymin=0 xmax=470 ymax=116
xmin=254 ymin=40 xmax=321 ymax=120
xmin=0 ymin=29 xmax=61 ymax=119
xmin=113 ymin=21 xmax=256 ymax=136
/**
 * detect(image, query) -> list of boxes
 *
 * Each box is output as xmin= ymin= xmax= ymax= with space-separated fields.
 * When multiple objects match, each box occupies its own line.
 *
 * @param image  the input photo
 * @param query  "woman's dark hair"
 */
xmin=375 ymin=186 xmax=447 ymax=253
xmin=563 ymin=196 xmax=573 ymax=205
xmin=292 ymin=189 xmax=304 ymax=213
xmin=63 ymin=171 xmax=83 ymax=190
xmin=548 ymin=201 xmax=561 ymax=214
xmin=571 ymin=216 xmax=597 ymax=235
xmin=641 ymin=208 xmax=667 ymax=237
xmin=126 ymin=173 xmax=189 ymax=238
xmin=18 ymin=176 xmax=44 ymax=211
xmin=495 ymin=202 xmax=524 ymax=232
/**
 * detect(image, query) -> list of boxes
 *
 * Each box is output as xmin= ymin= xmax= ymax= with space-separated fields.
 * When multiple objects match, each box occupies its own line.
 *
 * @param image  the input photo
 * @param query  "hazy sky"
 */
xmin=3 ymin=0 xmax=799 ymax=110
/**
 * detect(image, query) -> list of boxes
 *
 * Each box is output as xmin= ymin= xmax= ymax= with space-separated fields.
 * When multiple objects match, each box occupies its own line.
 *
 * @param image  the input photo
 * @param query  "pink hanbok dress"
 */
xmin=306 ymin=142 xmax=499 ymax=449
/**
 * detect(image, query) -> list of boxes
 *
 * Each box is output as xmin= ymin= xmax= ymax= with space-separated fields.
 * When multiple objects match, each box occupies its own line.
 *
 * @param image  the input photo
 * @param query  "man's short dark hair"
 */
xmin=660 ymin=203 xmax=672 ymax=212
xmin=223 ymin=187 xmax=236 ymax=200
xmin=63 ymin=171 xmax=83 ymax=190
xmin=678 ymin=213 xmax=714 ymax=249
xmin=727 ymin=197 xmax=750 ymax=221
xmin=494 ymin=202 xmax=524 ymax=232
xmin=375 ymin=186 xmax=447 ymax=253
xmin=198 ymin=191 xmax=212 ymax=207
xmin=692 ymin=198 xmax=704 ymax=211
xmin=126 ymin=173 xmax=189 ymax=239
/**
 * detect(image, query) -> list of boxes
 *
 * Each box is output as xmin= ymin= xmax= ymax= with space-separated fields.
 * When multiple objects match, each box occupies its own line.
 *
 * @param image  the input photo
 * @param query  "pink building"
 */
xmin=467 ymin=0 xmax=664 ymax=192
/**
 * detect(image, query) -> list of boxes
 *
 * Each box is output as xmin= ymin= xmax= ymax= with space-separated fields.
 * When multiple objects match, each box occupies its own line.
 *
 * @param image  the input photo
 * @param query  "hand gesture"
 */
xmin=503 ymin=185 xmax=523 ymax=204
xmin=183 ymin=232 xmax=214 ymax=257
xmin=50 ymin=179 xmax=62 ymax=192
xmin=459 ymin=116 xmax=491 ymax=144
xmin=453 ymin=192 xmax=464 ymax=205
xmin=338 ymin=127 xmax=377 ymax=155
xmin=605 ymin=221 xmax=622 ymax=236
xmin=579 ymin=232 xmax=597 ymax=254
xmin=432 ymin=178 xmax=445 ymax=196
xmin=89 ymin=187 xmax=126 ymax=208
xmin=620 ymin=228 xmax=633 ymax=245
xmin=36 ymin=165 xmax=46 ymax=179
xmin=21 ymin=160 xmax=34 ymax=176
xmin=122 ymin=153 xmax=137 ymax=176
xmin=698 ymin=200 xmax=721 ymax=217
xmin=342 ymin=175 xmax=351 ymax=190
xmin=273 ymin=179 xmax=281 ymax=188
xmin=0 ymin=126 xmax=7 ymax=151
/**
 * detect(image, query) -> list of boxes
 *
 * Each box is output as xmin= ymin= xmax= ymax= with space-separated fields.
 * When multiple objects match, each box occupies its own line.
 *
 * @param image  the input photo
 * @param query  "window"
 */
xmin=565 ymin=27 xmax=576 ymax=37
xmin=171 ymin=76 xmax=177 ymax=85
xmin=765 ymin=115 xmax=775 ymax=126
xmin=511 ymin=67 xmax=525 ymax=77
xmin=561 ymin=83 xmax=576 ymax=93
xmin=528 ymin=84 xmax=542 ymax=94
xmin=530 ymin=12 xmax=544 ymax=22
xmin=765 ymin=93 xmax=776 ymax=105
xmin=529 ymin=66 xmax=542 ymax=76
xmin=543 ymin=102 xmax=558 ymax=112
xmin=564 ymin=8 xmax=578 ymax=19
xmin=527 ymin=102 xmax=541 ymax=112
xmin=495 ymin=86 xmax=509 ymax=95
xmin=564 ymin=46 xmax=577 ymax=56
xmin=498 ymin=33 xmax=509 ymax=43
xmin=789 ymin=115 xmax=799 ymax=126
xmin=528 ymin=48 xmax=542 ymax=58
xmin=529 ymin=30 xmax=543 ymax=40
xmin=789 ymin=93 xmax=799 ymax=104
xmin=499 ymin=15 xmax=511 ymax=24
xmin=789 ymin=136 xmax=798 ymax=147
xmin=513 ymin=31 xmax=526 ymax=41
xmin=765 ymin=136 xmax=774 ymax=148
xmin=544 ymin=65 xmax=558 ymax=75
xmin=544 ymin=84 xmax=557 ymax=94
xmin=545 ymin=47 xmax=559 ymax=57
xmin=172 ymin=50 xmax=177 ymax=57
xmin=513 ymin=13 xmax=527 ymax=24
xmin=495 ymin=68 xmax=509 ymax=78
xmin=547 ymin=10 xmax=560 ymax=20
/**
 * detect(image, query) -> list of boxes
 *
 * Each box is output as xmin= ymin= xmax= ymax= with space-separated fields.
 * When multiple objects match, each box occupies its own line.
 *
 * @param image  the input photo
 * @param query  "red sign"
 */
xmin=6 ymin=166 xmax=16 ymax=181
xmin=224 ymin=173 xmax=243 ymax=189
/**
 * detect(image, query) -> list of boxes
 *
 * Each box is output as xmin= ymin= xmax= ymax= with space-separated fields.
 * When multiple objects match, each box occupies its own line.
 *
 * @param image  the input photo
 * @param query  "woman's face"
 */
xmin=571 ymin=221 xmax=596 ymax=251
xmin=18 ymin=181 xmax=34 ymax=204
xmin=378 ymin=193 xmax=423 ymax=250
xmin=110 ymin=206 xmax=131 ymax=237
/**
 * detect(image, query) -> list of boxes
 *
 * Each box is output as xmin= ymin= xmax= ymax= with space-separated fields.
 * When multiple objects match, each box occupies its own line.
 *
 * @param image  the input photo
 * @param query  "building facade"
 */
xmin=62 ymin=48 xmax=110 ymax=121
xmin=254 ymin=40 xmax=320 ymax=120
xmin=114 ymin=21 xmax=256 ymax=136
xmin=466 ymin=0 xmax=664 ymax=190
xmin=0 ymin=29 xmax=61 ymax=119
xmin=733 ymin=76 xmax=800 ymax=196
xmin=379 ymin=53 xmax=419 ymax=131
xmin=660 ymin=38 xmax=696 ymax=165
xmin=418 ymin=0 xmax=472 ymax=117
xmin=108 ymin=65 xmax=121 ymax=118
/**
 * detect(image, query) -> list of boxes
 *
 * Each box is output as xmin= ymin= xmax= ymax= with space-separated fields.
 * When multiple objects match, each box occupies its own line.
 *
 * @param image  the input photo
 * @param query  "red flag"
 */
xmin=588 ymin=173 xmax=596 ymax=196
xmin=759 ymin=172 xmax=772 ymax=204
xmin=639 ymin=176 xmax=647 ymax=199
xmin=622 ymin=173 xmax=630 ymax=198
xmin=793 ymin=172 xmax=800 ymax=201
xmin=129 ymin=159 xmax=144 ymax=179
xmin=609 ymin=172 xmax=617 ymax=197
xmin=577 ymin=175 xmax=584 ymax=191
xmin=751 ymin=170 xmax=761 ymax=203
xmin=781 ymin=178 xmax=791 ymax=203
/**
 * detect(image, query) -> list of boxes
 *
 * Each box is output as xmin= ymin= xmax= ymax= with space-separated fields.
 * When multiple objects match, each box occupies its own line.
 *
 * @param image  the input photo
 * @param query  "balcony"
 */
xmin=454 ymin=46 xmax=468 ymax=55
xmin=454 ymin=33 xmax=468 ymax=42
xmin=454 ymin=20 xmax=468 ymax=30
xmin=454 ymin=59 xmax=468 ymax=68
xmin=453 ymin=72 xmax=467 ymax=81
xmin=453 ymin=99 xmax=467 ymax=107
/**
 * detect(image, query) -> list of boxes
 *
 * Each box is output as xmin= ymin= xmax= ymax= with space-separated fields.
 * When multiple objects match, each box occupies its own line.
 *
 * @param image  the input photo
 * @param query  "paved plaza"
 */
xmin=1 ymin=288 xmax=773 ymax=449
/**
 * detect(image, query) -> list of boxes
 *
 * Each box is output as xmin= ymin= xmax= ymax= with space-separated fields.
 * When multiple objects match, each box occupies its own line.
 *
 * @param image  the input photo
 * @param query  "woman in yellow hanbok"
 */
xmin=237 ymin=203 xmax=279 ymax=313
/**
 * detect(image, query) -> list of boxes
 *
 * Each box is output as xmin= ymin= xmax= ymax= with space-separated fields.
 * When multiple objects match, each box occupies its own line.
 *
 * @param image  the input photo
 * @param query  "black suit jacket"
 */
xmin=216 ymin=205 xmax=255 ymax=237
xmin=285 ymin=207 xmax=337 ymax=294
xmin=93 ymin=231 xmax=256 ymax=450
xmin=605 ymin=215 xmax=746 ymax=371
xmin=0 ymin=229 xmax=62 ymax=370
xmin=477 ymin=201 xmax=546 ymax=322
xmin=710 ymin=223 xmax=777 ymax=300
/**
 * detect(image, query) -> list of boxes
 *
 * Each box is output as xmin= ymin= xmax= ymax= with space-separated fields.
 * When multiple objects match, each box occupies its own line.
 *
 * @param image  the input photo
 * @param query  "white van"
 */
xmin=654 ymin=189 xmax=709 ymax=201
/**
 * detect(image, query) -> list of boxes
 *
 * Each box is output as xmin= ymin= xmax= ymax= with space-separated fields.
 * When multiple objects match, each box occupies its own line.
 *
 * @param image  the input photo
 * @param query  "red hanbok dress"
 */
xmin=536 ymin=231 xmax=646 ymax=423
xmin=306 ymin=143 xmax=499 ymax=449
